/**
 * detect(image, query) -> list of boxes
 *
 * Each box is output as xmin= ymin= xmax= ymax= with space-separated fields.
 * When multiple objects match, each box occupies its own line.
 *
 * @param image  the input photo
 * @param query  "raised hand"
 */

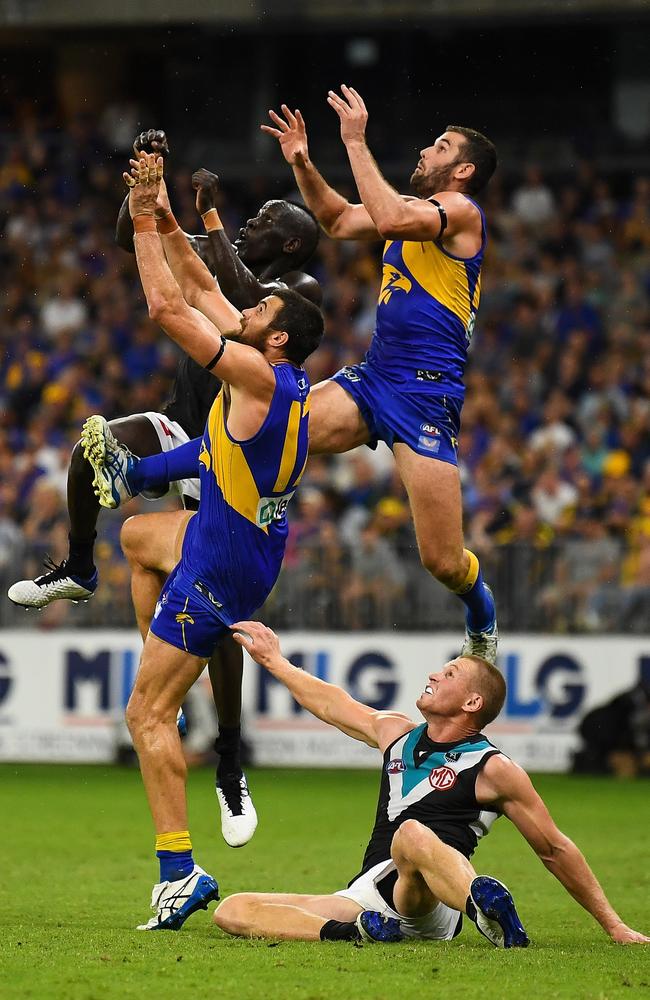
xmin=133 ymin=129 xmax=170 ymax=159
xmin=260 ymin=105 xmax=309 ymax=166
xmin=327 ymin=85 xmax=368 ymax=146
xmin=192 ymin=168 xmax=220 ymax=215
xmin=124 ymin=153 xmax=164 ymax=218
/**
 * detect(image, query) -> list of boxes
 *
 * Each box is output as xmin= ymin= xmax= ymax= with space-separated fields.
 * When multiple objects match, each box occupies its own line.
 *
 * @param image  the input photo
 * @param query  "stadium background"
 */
xmin=1 ymin=0 xmax=649 ymax=762
xmin=1 ymin=3 xmax=650 ymax=997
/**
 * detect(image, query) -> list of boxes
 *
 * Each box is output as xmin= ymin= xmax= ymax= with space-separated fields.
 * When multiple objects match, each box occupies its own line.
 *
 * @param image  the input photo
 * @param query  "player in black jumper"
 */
xmin=212 ymin=620 xmax=649 ymax=947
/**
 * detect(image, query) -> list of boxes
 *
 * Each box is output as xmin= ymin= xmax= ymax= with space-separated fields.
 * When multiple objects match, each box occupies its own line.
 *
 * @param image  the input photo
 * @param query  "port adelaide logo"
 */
xmin=386 ymin=759 xmax=406 ymax=775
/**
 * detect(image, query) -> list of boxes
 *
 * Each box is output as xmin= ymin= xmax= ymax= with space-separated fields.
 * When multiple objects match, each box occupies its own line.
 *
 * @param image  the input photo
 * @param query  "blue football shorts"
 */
xmin=331 ymin=362 xmax=462 ymax=465
xmin=149 ymin=562 xmax=230 ymax=659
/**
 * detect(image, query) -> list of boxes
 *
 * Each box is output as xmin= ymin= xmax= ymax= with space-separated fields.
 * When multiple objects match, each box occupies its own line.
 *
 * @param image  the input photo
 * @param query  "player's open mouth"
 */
xmin=424 ymin=685 xmax=433 ymax=695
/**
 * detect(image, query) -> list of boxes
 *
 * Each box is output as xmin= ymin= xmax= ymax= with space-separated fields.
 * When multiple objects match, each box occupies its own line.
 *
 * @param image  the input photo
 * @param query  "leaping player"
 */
xmin=94 ymin=152 xmax=324 ymax=930
xmin=93 ymin=93 xmax=502 ymax=663
xmin=263 ymin=88 xmax=499 ymax=661
xmin=8 ymin=131 xmax=322 ymax=848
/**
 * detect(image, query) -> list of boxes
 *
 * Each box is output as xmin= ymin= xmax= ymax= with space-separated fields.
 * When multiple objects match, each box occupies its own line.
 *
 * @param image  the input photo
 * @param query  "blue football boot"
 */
xmin=469 ymin=876 xmax=529 ymax=948
xmin=356 ymin=910 xmax=403 ymax=943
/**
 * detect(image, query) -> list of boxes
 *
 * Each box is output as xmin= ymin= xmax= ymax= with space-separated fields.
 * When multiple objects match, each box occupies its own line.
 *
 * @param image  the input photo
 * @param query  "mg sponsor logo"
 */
xmin=429 ymin=766 xmax=457 ymax=790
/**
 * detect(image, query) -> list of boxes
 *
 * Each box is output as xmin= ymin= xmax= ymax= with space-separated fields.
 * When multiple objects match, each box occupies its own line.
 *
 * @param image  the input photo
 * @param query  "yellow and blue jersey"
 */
xmin=177 ymin=362 xmax=310 ymax=625
xmin=367 ymin=196 xmax=486 ymax=400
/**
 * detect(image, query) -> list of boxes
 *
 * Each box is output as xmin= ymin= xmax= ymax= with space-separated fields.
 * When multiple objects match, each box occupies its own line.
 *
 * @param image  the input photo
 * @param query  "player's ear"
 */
xmin=268 ymin=329 xmax=289 ymax=350
xmin=455 ymin=161 xmax=475 ymax=184
xmin=463 ymin=690 xmax=483 ymax=716
xmin=282 ymin=236 xmax=301 ymax=255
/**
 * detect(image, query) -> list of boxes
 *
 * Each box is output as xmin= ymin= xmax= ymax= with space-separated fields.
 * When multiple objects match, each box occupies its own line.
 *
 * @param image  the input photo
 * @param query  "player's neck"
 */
xmin=425 ymin=718 xmax=479 ymax=744
xmin=257 ymin=256 xmax=292 ymax=282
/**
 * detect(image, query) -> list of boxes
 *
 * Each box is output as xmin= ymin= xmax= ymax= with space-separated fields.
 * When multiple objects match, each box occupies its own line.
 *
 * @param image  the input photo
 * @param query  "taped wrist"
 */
xmin=133 ymin=214 xmax=157 ymax=234
xmin=156 ymin=211 xmax=180 ymax=235
xmin=201 ymin=208 xmax=223 ymax=232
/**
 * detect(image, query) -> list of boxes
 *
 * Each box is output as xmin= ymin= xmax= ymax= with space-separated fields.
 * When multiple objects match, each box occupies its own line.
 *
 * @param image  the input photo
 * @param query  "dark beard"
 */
xmin=410 ymin=162 xmax=456 ymax=198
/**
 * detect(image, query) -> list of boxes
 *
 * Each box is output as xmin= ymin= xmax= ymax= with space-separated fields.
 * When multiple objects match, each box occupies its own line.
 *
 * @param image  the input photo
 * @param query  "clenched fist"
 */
xmin=133 ymin=129 xmax=170 ymax=159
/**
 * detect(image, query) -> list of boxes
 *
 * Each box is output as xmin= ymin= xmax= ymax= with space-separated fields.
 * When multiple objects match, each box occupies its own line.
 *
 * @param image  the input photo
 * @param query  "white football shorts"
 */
xmin=142 ymin=411 xmax=200 ymax=503
xmin=335 ymin=859 xmax=462 ymax=940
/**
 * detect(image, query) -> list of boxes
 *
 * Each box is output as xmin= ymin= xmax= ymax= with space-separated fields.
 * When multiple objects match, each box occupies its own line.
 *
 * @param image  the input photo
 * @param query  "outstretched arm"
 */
xmin=192 ymin=170 xmax=322 ymax=307
xmin=261 ymin=105 xmax=380 ymax=240
xmin=479 ymin=754 xmax=649 ymax=944
xmin=191 ymin=168 xmax=269 ymax=307
xmin=231 ymin=621 xmax=413 ymax=749
xmin=131 ymin=165 xmax=244 ymax=335
xmin=116 ymin=129 xmax=171 ymax=254
xmin=327 ymin=86 xmax=479 ymax=244
xmin=127 ymin=155 xmax=274 ymax=399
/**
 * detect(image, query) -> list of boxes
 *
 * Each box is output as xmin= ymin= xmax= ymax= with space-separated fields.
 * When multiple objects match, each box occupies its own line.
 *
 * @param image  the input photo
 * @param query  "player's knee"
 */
xmin=392 ymin=819 xmax=435 ymax=862
xmin=120 ymin=516 xmax=144 ymax=565
xmin=213 ymin=894 xmax=254 ymax=936
xmin=125 ymin=691 xmax=145 ymax=738
xmin=419 ymin=547 xmax=463 ymax=589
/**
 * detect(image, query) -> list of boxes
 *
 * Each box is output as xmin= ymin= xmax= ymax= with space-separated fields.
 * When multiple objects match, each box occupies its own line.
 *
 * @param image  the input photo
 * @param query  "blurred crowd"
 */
xmin=1 ymin=107 xmax=649 ymax=633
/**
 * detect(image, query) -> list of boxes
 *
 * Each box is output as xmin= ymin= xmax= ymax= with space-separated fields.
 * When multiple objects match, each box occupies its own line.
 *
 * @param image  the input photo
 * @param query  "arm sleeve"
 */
xmin=128 ymin=437 xmax=203 ymax=493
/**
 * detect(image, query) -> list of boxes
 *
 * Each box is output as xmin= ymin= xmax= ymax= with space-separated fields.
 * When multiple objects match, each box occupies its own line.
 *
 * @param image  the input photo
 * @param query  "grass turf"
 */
xmin=1 ymin=766 xmax=649 ymax=1000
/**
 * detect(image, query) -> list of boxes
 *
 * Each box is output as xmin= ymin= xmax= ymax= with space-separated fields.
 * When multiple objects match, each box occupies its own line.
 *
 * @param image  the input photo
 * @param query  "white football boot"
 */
xmin=81 ymin=415 xmax=138 ymax=510
xmin=460 ymin=586 xmax=499 ymax=664
xmin=216 ymin=774 xmax=258 ymax=848
xmin=137 ymin=865 xmax=219 ymax=931
xmin=8 ymin=557 xmax=98 ymax=609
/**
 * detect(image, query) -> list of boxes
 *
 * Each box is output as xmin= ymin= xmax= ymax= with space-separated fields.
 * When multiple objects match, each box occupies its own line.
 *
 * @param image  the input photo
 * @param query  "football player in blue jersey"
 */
xmin=92 ymin=153 xmax=324 ymax=931
xmin=212 ymin=621 xmax=649 ymax=947
xmin=261 ymin=90 xmax=499 ymax=662
xmin=8 ymin=130 xmax=322 ymax=849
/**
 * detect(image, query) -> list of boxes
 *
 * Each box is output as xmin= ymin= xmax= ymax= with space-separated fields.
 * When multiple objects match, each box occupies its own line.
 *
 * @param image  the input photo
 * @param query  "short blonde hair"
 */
xmin=461 ymin=655 xmax=506 ymax=728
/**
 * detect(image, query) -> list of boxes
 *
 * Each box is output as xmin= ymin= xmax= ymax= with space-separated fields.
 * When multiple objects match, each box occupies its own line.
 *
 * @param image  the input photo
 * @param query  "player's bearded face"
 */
xmin=236 ymin=298 xmax=283 ymax=354
xmin=410 ymin=156 xmax=461 ymax=196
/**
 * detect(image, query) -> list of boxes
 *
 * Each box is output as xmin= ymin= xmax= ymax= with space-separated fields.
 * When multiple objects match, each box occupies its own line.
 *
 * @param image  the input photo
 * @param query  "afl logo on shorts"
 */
xmin=386 ymin=759 xmax=406 ymax=774
xmin=429 ymin=765 xmax=457 ymax=791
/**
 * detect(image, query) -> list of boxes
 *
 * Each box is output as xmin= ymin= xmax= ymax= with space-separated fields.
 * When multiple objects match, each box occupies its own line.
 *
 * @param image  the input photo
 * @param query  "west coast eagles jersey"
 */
xmin=178 ymin=362 xmax=310 ymax=623
xmin=353 ymin=725 xmax=502 ymax=881
xmin=367 ymin=196 xmax=486 ymax=400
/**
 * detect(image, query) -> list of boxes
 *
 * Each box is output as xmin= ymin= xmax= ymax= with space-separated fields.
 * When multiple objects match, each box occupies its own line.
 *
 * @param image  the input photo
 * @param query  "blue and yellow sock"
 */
xmin=453 ymin=550 xmax=496 ymax=634
xmin=128 ymin=437 xmax=203 ymax=494
xmin=155 ymin=830 xmax=194 ymax=884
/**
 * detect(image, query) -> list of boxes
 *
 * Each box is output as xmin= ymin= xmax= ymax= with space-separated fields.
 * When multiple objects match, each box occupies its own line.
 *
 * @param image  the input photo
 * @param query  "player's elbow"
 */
xmin=376 ymin=214 xmax=422 ymax=240
xmin=324 ymin=208 xmax=353 ymax=240
xmin=538 ymin=831 xmax=574 ymax=867
xmin=147 ymin=287 xmax=183 ymax=327
xmin=322 ymin=217 xmax=343 ymax=239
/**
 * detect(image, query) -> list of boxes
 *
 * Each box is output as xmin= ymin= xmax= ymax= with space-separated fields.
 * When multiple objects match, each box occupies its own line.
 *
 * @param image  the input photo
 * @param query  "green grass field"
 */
xmin=1 ymin=766 xmax=649 ymax=1000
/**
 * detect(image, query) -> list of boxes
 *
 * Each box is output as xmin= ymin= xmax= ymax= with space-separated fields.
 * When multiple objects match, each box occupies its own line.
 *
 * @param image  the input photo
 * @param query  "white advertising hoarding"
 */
xmin=0 ymin=630 xmax=647 ymax=771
